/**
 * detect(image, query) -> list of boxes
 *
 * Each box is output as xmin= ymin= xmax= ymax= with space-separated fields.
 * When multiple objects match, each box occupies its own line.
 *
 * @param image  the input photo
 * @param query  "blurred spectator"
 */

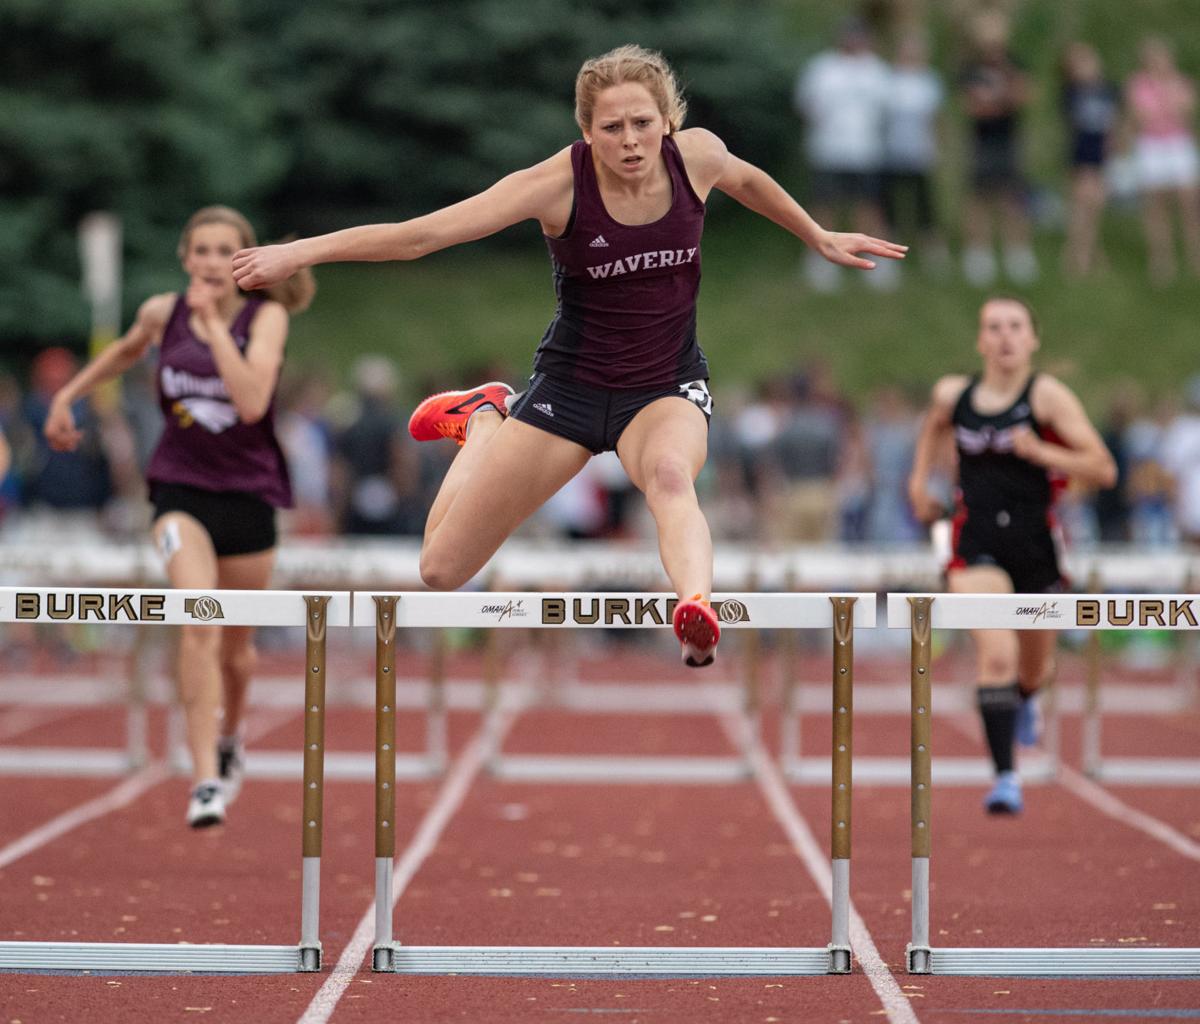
xmin=0 ymin=425 xmax=9 ymax=484
xmin=332 ymin=355 xmax=424 ymax=535
xmin=883 ymin=30 xmax=949 ymax=277
xmin=835 ymin=407 xmax=871 ymax=540
xmin=794 ymin=16 xmax=895 ymax=293
xmin=1125 ymin=35 xmax=1200 ymax=285
xmin=766 ymin=365 xmax=847 ymax=542
xmin=1093 ymin=379 xmax=1140 ymax=542
xmin=1125 ymin=393 xmax=1178 ymax=545
xmin=1060 ymin=41 xmax=1121 ymax=278
xmin=1160 ymin=375 xmax=1200 ymax=545
xmin=959 ymin=10 xmax=1037 ymax=285
xmin=20 ymin=347 xmax=113 ymax=511
xmin=864 ymin=384 xmax=923 ymax=542
xmin=278 ymin=369 xmax=335 ymax=536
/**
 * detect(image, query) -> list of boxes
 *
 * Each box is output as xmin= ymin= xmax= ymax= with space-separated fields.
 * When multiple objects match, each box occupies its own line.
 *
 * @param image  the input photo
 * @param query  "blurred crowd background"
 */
xmin=4 ymin=0 xmax=1200 ymax=551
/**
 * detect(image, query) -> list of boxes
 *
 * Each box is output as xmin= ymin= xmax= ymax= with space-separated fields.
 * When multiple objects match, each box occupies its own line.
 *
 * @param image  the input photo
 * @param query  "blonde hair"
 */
xmin=178 ymin=205 xmax=315 ymax=314
xmin=574 ymin=44 xmax=687 ymax=135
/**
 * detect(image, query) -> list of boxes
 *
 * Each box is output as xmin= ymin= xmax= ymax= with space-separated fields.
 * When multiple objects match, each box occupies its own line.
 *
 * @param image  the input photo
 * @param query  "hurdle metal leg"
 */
xmin=906 ymin=597 xmax=933 ymax=974
xmin=829 ymin=596 xmax=855 ymax=973
xmin=299 ymin=595 xmax=331 ymax=972
xmin=372 ymin=596 xmax=399 ymax=971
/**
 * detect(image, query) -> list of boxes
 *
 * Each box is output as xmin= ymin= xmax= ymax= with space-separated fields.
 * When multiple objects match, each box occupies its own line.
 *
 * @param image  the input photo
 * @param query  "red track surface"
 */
xmin=1 ymin=645 xmax=1199 ymax=1024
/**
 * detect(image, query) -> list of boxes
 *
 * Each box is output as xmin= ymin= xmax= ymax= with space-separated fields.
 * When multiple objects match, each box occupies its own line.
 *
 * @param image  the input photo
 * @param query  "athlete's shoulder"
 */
xmin=136 ymin=292 xmax=179 ymax=335
xmin=1029 ymin=373 xmax=1080 ymax=415
xmin=672 ymin=128 xmax=728 ymax=167
xmin=931 ymin=373 xmax=971 ymax=407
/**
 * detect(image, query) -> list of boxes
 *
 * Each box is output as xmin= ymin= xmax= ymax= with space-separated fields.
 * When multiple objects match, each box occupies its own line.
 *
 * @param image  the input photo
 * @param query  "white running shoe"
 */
xmin=187 ymin=780 xmax=226 ymax=829
xmin=217 ymin=735 xmax=245 ymax=805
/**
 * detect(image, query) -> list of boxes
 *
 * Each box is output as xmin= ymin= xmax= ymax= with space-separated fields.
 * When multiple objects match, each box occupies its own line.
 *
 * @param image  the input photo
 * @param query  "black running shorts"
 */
xmin=151 ymin=482 xmax=277 ymax=557
xmin=949 ymin=503 xmax=1066 ymax=593
xmin=508 ymin=373 xmax=712 ymax=454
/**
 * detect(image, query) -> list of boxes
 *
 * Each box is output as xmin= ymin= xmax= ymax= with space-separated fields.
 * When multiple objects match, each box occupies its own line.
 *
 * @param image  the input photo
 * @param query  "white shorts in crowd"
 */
xmin=1135 ymin=134 xmax=1200 ymax=191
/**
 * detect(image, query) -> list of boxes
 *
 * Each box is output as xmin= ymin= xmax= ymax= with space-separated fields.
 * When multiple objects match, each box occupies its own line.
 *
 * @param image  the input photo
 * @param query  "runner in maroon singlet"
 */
xmin=233 ymin=44 xmax=907 ymax=666
xmin=44 ymin=207 xmax=315 ymax=828
xmin=908 ymin=297 xmax=1115 ymax=813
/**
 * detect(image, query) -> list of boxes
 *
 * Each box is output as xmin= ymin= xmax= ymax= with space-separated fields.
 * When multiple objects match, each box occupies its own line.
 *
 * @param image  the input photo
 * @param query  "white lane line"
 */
xmin=1056 ymin=763 xmax=1200 ymax=862
xmin=0 ymin=763 xmax=171 ymax=871
xmin=727 ymin=716 xmax=921 ymax=1024
xmin=0 ymin=706 xmax=76 ymax=742
xmin=945 ymin=712 xmax=1200 ymax=862
xmin=0 ymin=707 xmax=297 ymax=872
xmin=297 ymin=709 xmax=516 ymax=1024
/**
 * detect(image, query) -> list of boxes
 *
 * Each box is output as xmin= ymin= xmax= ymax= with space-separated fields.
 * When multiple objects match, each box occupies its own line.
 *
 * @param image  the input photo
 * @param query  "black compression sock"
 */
xmin=977 ymin=682 xmax=1020 ymax=774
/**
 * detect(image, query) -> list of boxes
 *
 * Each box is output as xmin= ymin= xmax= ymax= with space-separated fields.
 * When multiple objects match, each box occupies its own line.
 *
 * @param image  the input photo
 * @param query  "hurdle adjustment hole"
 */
xmin=382 ymin=821 xmax=390 ymax=828
xmin=382 ymin=705 xmax=390 ymax=713
xmin=837 ymin=744 xmax=846 ymax=752
xmin=838 ymin=706 xmax=847 ymax=714
xmin=308 ymin=820 xmax=317 ymax=828
xmin=382 ymin=782 xmax=390 ymax=790
xmin=382 ymin=744 xmax=390 ymax=751
xmin=917 ymin=744 xmax=925 ymax=752
xmin=918 ymin=706 xmax=926 ymax=714
xmin=309 ymin=782 xmax=317 ymax=789
xmin=838 ymin=783 xmax=846 ymax=790
xmin=309 ymin=743 xmax=319 ymax=750
xmin=839 ymin=667 xmax=847 ymax=675
xmin=917 ymin=783 xmax=926 ymax=790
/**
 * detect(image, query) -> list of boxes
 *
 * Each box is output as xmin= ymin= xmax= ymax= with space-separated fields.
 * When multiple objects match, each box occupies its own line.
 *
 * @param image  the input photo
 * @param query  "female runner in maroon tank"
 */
xmin=233 ymin=44 xmax=906 ymax=666
xmin=44 ymin=207 xmax=315 ymax=828
xmin=908 ymin=296 xmax=1115 ymax=814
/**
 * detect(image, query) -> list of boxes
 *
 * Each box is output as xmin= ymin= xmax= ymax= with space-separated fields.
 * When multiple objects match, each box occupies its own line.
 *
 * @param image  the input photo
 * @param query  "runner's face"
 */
xmin=183 ymin=223 xmax=242 ymax=300
xmin=585 ymin=82 xmax=668 ymax=179
xmin=977 ymin=300 xmax=1039 ymax=370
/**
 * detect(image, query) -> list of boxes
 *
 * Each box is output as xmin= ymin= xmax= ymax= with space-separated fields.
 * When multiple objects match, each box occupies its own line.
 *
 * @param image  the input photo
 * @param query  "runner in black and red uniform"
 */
xmin=908 ymin=297 xmax=1115 ymax=813
xmin=234 ymin=44 xmax=907 ymax=667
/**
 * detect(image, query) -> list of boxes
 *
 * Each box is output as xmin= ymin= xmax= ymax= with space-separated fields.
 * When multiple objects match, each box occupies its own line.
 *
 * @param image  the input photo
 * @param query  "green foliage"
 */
xmin=0 ymin=0 xmax=282 ymax=353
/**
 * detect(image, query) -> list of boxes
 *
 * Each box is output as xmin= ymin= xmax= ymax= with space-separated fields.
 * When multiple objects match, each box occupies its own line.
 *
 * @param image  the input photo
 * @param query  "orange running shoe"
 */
xmin=408 ymin=381 xmax=514 ymax=445
xmin=673 ymin=595 xmax=720 ymax=668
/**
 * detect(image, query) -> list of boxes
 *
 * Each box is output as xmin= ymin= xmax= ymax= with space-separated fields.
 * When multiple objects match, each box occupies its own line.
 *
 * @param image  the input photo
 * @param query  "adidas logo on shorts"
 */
xmin=533 ymin=402 xmax=554 ymax=417
xmin=589 ymin=235 xmax=609 ymax=248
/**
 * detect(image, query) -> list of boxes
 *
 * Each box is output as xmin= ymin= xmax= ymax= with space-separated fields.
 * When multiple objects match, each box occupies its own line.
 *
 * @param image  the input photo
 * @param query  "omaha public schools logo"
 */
xmin=1014 ymin=601 xmax=1063 ymax=624
xmin=481 ymin=599 xmax=527 ymax=622
xmin=716 ymin=598 xmax=749 ymax=624
xmin=185 ymin=596 xmax=225 ymax=621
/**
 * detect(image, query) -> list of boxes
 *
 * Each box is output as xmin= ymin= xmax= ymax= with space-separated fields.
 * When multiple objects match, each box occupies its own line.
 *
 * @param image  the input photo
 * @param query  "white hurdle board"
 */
xmin=360 ymin=591 xmax=873 ymax=977
xmin=891 ymin=592 xmax=1200 ymax=977
xmin=0 ymin=587 xmax=351 ymax=975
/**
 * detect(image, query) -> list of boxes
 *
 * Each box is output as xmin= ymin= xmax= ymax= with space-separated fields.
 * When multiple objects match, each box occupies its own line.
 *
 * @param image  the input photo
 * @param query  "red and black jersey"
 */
xmin=952 ymin=373 xmax=1064 ymax=512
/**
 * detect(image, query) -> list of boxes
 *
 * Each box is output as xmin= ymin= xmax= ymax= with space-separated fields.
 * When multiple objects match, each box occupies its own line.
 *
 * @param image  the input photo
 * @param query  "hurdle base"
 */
xmin=906 ymin=943 xmax=932 ymax=974
xmin=0 ymin=940 xmax=308 ymax=974
xmin=916 ymin=946 xmax=1200 ymax=976
xmin=377 ymin=945 xmax=834 ymax=976
xmin=299 ymin=942 xmax=322 ymax=972
xmin=373 ymin=943 xmax=395 ymax=972
xmin=828 ymin=943 xmax=852 ymax=974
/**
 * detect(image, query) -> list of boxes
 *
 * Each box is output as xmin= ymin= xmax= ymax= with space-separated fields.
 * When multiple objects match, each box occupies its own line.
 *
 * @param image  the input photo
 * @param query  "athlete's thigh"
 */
xmin=436 ymin=417 xmax=591 ymax=550
xmin=154 ymin=512 xmax=219 ymax=590
xmin=216 ymin=549 xmax=276 ymax=654
xmin=616 ymin=397 xmax=709 ymax=493
xmin=949 ymin=564 xmax=1017 ymax=665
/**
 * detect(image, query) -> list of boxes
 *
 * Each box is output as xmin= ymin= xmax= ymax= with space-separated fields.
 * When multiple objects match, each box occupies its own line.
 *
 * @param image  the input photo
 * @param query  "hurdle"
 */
xmin=892 ymin=592 xmax=1200 ymax=976
xmin=360 ymin=590 xmax=873 ymax=976
xmin=1079 ymin=566 xmax=1200 ymax=784
xmin=0 ymin=586 xmax=351 ymax=974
